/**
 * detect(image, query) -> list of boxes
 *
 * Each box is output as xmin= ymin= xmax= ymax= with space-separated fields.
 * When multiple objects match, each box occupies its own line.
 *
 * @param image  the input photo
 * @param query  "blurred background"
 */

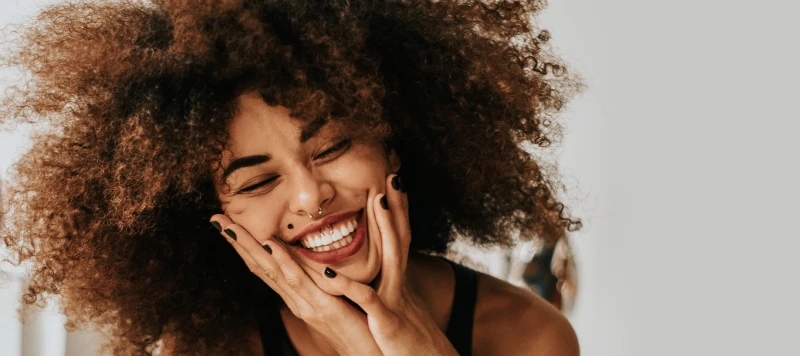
xmin=1 ymin=0 xmax=798 ymax=355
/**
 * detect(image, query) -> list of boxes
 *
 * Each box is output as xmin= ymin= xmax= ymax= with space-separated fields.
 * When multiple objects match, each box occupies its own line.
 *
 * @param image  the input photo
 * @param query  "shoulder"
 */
xmin=473 ymin=272 xmax=579 ymax=356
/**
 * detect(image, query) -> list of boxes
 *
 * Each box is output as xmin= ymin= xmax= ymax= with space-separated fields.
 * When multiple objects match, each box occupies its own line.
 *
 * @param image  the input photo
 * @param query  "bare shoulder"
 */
xmin=473 ymin=272 xmax=579 ymax=356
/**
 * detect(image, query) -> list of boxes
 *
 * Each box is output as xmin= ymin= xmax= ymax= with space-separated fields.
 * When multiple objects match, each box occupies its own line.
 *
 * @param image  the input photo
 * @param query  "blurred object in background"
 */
xmin=507 ymin=236 xmax=577 ymax=313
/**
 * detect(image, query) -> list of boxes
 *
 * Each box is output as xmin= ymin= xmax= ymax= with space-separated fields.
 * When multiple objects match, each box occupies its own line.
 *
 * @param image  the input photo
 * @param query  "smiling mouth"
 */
xmin=293 ymin=210 xmax=361 ymax=252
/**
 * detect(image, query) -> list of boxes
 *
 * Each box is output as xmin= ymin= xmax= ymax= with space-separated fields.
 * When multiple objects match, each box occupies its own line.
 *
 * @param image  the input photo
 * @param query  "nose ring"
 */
xmin=305 ymin=206 xmax=322 ymax=219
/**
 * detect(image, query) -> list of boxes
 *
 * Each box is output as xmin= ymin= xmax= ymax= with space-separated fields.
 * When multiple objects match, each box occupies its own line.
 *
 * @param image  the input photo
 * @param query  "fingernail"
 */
xmin=380 ymin=195 xmax=388 ymax=210
xmin=224 ymin=229 xmax=237 ymax=241
xmin=210 ymin=221 xmax=222 ymax=232
xmin=324 ymin=267 xmax=337 ymax=278
xmin=391 ymin=175 xmax=403 ymax=191
xmin=263 ymin=244 xmax=272 ymax=254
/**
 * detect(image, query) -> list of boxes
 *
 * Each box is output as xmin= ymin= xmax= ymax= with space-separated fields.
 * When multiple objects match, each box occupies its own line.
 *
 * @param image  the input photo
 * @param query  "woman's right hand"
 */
xmin=210 ymin=215 xmax=384 ymax=355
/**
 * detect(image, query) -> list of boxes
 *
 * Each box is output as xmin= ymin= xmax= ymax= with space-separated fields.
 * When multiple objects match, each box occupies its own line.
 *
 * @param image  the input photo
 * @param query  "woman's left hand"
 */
xmin=332 ymin=174 xmax=458 ymax=356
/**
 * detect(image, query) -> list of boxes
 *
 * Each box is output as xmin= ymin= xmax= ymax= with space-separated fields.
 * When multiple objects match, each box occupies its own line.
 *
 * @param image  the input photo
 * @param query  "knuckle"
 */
xmin=264 ymin=268 xmax=279 ymax=281
xmin=315 ymin=298 xmax=335 ymax=310
xmin=311 ymin=304 xmax=332 ymax=320
xmin=303 ymin=310 xmax=323 ymax=324
xmin=289 ymin=306 xmax=303 ymax=319
xmin=294 ymin=306 xmax=316 ymax=322
xmin=361 ymin=289 xmax=379 ymax=304
xmin=308 ymin=305 xmax=336 ymax=324
xmin=284 ymin=275 xmax=303 ymax=290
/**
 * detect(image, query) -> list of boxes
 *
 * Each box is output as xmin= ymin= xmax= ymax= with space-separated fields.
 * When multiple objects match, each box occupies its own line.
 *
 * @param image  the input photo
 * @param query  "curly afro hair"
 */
xmin=0 ymin=0 xmax=582 ymax=354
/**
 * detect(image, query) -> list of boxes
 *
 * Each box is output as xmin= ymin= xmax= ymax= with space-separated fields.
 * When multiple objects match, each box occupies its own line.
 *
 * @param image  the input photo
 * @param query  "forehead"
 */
xmin=227 ymin=94 xmax=293 ymax=150
xmin=225 ymin=93 xmax=326 ymax=157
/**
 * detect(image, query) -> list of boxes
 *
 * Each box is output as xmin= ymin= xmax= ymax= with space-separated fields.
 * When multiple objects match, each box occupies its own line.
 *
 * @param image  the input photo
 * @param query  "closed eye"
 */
xmin=315 ymin=138 xmax=352 ymax=160
xmin=236 ymin=138 xmax=351 ymax=195
xmin=237 ymin=176 xmax=279 ymax=194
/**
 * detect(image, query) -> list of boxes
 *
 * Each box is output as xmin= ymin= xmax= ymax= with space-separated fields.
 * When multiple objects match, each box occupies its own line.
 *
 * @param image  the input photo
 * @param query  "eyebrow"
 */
xmin=222 ymin=118 xmax=329 ymax=182
xmin=222 ymin=154 xmax=271 ymax=182
xmin=300 ymin=117 xmax=327 ymax=143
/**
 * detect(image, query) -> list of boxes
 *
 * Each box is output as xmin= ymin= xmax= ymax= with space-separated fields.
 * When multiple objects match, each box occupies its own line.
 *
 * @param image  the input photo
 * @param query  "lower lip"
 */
xmin=293 ymin=209 xmax=367 ymax=265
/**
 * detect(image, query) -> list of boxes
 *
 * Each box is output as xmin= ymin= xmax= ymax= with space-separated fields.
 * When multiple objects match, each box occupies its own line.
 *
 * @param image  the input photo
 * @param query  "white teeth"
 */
xmin=331 ymin=230 xmax=343 ymax=241
xmin=306 ymin=230 xmax=356 ymax=252
xmin=299 ymin=215 xmax=359 ymax=249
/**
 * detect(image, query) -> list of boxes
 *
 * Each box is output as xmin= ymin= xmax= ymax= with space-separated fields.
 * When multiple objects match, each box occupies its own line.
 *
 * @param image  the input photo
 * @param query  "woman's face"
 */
xmin=214 ymin=93 xmax=399 ymax=284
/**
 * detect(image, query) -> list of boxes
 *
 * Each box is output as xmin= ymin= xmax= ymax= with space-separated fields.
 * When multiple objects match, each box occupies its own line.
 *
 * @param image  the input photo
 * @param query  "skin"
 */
xmin=215 ymin=92 xmax=393 ymax=285
xmin=209 ymin=93 xmax=579 ymax=355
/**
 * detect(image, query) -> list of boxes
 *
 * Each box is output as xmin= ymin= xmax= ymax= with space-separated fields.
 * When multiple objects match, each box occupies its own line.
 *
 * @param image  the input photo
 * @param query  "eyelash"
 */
xmin=315 ymin=138 xmax=351 ymax=160
xmin=236 ymin=138 xmax=352 ymax=194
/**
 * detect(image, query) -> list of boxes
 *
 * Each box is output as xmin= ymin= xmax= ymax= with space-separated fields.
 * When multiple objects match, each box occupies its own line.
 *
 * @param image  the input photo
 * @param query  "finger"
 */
xmin=375 ymin=191 xmax=401 ymax=267
xmin=210 ymin=215 xmax=306 ymax=312
xmin=373 ymin=192 xmax=403 ymax=299
xmin=264 ymin=237 xmax=342 ymax=306
xmin=281 ymin=245 xmax=348 ymax=297
xmin=387 ymin=174 xmax=411 ymax=264
xmin=223 ymin=221 xmax=329 ymax=309
xmin=321 ymin=266 xmax=392 ymax=321
xmin=210 ymin=215 xmax=281 ymax=287
xmin=211 ymin=216 xmax=355 ymax=317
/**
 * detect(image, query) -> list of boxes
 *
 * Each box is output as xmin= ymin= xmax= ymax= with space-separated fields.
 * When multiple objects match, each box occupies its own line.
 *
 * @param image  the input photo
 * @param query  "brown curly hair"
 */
xmin=0 ymin=0 xmax=582 ymax=354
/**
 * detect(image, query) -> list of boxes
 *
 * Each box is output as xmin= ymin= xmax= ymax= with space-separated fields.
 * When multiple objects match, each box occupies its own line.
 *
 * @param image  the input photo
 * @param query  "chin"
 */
xmin=348 ymin=261 xmax=381 ymax=285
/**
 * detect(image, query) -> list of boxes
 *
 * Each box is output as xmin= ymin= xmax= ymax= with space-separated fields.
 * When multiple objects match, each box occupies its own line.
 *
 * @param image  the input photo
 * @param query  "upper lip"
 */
xmin=289 ymin=209 xmax=360 ymax=244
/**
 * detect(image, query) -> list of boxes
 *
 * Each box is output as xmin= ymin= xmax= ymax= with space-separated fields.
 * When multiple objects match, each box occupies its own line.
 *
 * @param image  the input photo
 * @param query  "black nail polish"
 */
xmin=224 ymin=229 xmax=237 ymax=241
xmin=210 ymin=221 xmax=222 ymax=232
xmin=380 ymin=196 xmax=389 ymax=210
xmin=263 ymin=244 xmax=272 ymax=254
xmin=324 ymin=267 xmax=337 ymax=278
xmin=391 ymin=175 xmax=403 ymax=191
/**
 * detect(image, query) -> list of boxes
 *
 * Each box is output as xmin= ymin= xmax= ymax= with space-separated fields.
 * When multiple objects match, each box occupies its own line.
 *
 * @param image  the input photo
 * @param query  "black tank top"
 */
xmin=258 ymin=258 xmax=479 ymax=356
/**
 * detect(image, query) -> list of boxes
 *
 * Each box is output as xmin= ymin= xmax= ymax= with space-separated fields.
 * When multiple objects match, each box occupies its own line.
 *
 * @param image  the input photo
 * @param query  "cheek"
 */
xmin=326 ymin=145 xmax=392 ymax=191
xmin=223 ymin=197 xmax=282 ymax=241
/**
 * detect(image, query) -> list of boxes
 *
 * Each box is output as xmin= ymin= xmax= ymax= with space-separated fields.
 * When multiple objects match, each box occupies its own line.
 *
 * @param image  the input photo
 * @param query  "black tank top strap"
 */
xmin=442 ymin=257 xmax=479 ymax=356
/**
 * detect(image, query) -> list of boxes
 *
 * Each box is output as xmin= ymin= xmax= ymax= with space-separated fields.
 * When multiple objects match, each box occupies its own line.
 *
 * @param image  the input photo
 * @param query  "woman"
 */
xmin=0 ymin=0 xmax=582 ymax=355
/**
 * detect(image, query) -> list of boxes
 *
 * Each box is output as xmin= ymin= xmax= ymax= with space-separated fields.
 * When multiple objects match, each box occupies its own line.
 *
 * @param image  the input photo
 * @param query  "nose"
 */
xmin=287 ymin=165 xmax=334 ymax=219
